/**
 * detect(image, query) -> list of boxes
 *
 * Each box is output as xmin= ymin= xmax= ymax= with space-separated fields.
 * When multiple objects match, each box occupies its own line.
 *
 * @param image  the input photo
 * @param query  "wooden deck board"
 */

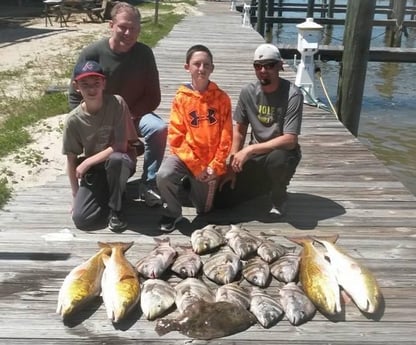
xmin=0 ymin=1 xmax=415 ymax=344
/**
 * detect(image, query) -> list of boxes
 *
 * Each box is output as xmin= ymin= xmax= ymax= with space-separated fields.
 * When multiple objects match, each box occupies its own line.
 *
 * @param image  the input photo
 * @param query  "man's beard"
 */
xmin=259 ymin=78 xmax=271 ymax=86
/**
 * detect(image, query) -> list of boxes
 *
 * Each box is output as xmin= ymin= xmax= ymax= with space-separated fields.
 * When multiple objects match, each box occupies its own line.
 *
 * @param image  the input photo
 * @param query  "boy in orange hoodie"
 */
xmin=156 ymin=44 xmax=232 ymax=232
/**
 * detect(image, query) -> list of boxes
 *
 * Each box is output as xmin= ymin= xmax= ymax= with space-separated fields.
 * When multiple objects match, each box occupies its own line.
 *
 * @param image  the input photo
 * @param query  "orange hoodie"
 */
xmin=168 ymin=81 xmax=232 ymax=177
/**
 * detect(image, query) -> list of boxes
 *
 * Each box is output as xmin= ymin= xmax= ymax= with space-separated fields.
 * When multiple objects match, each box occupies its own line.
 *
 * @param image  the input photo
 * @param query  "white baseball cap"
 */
xmin=253 ymin=44 xmax=282 ymax=62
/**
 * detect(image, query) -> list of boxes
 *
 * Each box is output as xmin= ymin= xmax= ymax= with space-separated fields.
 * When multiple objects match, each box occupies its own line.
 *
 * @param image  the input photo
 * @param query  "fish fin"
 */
xmin=120 ymin=273 xmax=137 ymax=282
xmin=155 ymin=318 xmax=176 ymax=336
xmin=102 ymin=253 xmax=110 ymax=266
xmin=69 ymin=268 xmax=88 ymax=279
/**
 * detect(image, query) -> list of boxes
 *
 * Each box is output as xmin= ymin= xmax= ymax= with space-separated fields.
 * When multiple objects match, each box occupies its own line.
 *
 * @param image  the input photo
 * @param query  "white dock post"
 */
xmin=242 ymin=4 xmax=251 ymax=27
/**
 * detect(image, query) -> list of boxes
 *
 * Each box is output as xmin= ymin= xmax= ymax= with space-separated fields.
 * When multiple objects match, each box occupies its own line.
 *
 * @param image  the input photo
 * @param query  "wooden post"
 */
xmin=257 ymin=0 xmax=266 ymax=37
xmin=266 ymin=0 xmax=274 ymax=33
xmin=307 ymin=0 xmax=315 ymax=18
xmin=391 ymin=0 xmax=406 ymax=46
xmin=336 ymin=1 xmax=376 ymax=137
xmin=154 ymin=0 xmax=159 ymax=24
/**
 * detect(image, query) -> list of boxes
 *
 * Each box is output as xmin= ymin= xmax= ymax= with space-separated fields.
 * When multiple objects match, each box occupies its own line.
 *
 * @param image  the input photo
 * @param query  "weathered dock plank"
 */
xmin=0 ymin=1 xmax=415 ymax=344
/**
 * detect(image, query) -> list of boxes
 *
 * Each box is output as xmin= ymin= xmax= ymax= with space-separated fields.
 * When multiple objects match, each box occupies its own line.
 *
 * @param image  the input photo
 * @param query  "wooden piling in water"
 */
xmin=336 ymin=0 xmax=377 ymax=137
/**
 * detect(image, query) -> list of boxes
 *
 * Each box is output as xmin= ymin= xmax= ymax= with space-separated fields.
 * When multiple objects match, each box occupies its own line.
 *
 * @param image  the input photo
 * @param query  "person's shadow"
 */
xmin=124 ymin=179 xmax=345 ymax=236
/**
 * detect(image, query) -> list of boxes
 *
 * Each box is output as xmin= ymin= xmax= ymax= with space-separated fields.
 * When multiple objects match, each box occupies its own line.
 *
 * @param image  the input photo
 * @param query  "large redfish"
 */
xmin=313 ymin=235 xmax=383 ymax=314
xmin=56 ymin=245 xmax=111 ymax=319
xmin=286 ymin=236 xmax=341 ymax=316
xmin=100 ymin=241 xmax=140 ymax=323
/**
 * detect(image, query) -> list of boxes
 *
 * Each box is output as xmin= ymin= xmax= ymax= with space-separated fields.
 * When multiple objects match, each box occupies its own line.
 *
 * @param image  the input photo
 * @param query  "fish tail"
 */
xmin=312 ymin=234 xmax=339 ymax=245
xmin=98 ymin=241 xmax=134 ymax=253
xmin=284 ymin=235 xmax=312 ymax=246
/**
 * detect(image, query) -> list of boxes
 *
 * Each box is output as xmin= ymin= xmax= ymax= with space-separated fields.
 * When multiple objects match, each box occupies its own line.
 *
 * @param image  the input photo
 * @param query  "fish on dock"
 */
xmin=100 ymin=241 xmax=140 ymax=323
xmin=174 ymin=277 xmax=215 ymax=313
xmin=257 ymin=237 xmax=296 ymax=263
xmin=313 ymin=235 xmax=383 ymax=314
xmin=135 ymin=237 xmax=177 ymax=279
xmin=155 ymin=299 xmax=256 ymax=340
xmin=170 ymin=246 xmax=202 ymax=278
xmin=203 ymin=250 xmax=242 ymax=285
xmin=286 ymin=236 xmax=341 ymax=317
xmin=140 ymin=279 xmax=176 ymax=320
xmin=242 ymin=256 xmax=270 ymax=287
xmin=190 ymin=224 xmax=226 ymax=254
xmin=56 ymin=245 xmax=111 ymax=319
xmin=225 ymin=224 xmax=262 ymax=259
xmin=215 ymin=282 xmax=251 ymax=310
xmin=279 ymin=282 xmax=316 ymax=326
xmin=269 ymin=252 xmax=300 ymax=283
xmin=249 ymin=286 xmax=284 ymax=328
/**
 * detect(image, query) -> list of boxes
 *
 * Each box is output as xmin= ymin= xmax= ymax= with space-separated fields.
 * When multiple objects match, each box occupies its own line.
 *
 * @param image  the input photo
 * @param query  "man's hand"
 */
xmin=75 ymin=159 xmax=90 ymax=179
xmin=231 ymin=147 xmax=251 ymax=173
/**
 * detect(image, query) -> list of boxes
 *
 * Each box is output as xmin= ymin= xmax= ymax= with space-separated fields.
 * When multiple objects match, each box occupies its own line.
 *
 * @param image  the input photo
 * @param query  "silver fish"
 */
xmin=190 ymin=224 xmax=226 ymax=254
xmin=250 ymin=287 xmax=284 ymax=328
xmin=257 ymin=237 xmax=296 ymax=263
xmin=135 ymin=237 xmax=177 ymax=279
xmin=155 ymin=300 xmax=256 ymax=340
xmin=170 ymin=246 xmax=202 ymax=278
xmin=279 ymin=282 xmax=316 ymax=326
xmin=242 ymin=256 xmax=270 ymax=287
xmin=225 ymin=224 xmax=262 ymax=259
xmin=140 ymin=279 xmax=176 ymax=320
xmin=174 ymin=277 xmax=215 ymax=313
xmin=215 ymin=282 xmax=251 ymax=310
xmin=203 ymin=250 xmax=242 ymax=285
xmin=270 ymin=252 xmax=300 ymax=283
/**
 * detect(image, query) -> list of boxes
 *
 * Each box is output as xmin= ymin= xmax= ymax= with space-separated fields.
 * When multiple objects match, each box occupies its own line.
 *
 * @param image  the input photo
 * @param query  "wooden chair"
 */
xmin=85 ymin=0 xmax=109 ymax=22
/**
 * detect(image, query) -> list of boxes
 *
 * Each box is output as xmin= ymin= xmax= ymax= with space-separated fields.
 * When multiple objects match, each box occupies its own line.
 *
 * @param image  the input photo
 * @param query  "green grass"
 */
xmin=0 ymin=2 xmax=193 ymax=208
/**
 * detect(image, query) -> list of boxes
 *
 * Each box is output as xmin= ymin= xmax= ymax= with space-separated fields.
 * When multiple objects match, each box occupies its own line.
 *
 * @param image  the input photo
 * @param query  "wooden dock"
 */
xmin=1 ymin=1 xmax=416 ymax=344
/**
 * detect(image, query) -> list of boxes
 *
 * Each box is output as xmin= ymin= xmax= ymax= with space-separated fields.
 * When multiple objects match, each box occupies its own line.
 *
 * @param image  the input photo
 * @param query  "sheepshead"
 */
xmin=56 ymin=245 xmax=111 ymax=318
xmin=135 ymin=237 xmax=177 ymax=279
xmin=190 ymin=224 xmax=226 ymax=254
xmin=225 ymin=224 xmax=262 ymax=259
xmin=250 ymin=287 xmax=284 ymax=328
xmin=140 ymin=279 xmax=176 ymax=320
xmin=203 ymin=250 xmax=242 ymax=285
xmin=313 ymin=235 xmax=383 ymax=314
xmin=269 ymin=252 xmax=300 ymax=283
xmin=257 ymin=237 xmax=296 ymax=263
xmin=155 ymin=300 xmax=256 ymax=340
xmin=242 ymin=256 xmax=270 ymax=287
xmin=100 ymin=241 xmax=140 ymax=323
xmin=175 ymin=277 xmax=215 ymax=313
xmin=215 ymin=282 xmax=251 ymax=310
xmin=279 ymin=282 xmax=316 ymax=326
xmin=170 ymin=246 xmax=202 ymax=278
xmin=286 ymin=236 xmax=341 ymax=316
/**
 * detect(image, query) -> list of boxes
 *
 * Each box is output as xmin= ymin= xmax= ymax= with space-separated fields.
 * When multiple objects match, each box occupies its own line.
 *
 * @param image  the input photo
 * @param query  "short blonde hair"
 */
xmin=111 ymin=1 xmax=141 ymax=21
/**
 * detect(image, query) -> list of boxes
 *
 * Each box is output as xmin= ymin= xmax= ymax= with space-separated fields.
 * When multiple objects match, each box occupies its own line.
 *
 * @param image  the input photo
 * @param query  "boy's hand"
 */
xmin=196 ymin=166 xmax=217 ymax=183
xmin=218 ymin=165 xmax=236 ymax=191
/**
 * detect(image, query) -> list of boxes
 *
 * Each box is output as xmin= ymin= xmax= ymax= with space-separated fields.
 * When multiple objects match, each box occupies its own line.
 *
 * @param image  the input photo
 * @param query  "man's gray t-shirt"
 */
xmin=233 ymin=78 xmax=303 ymax=144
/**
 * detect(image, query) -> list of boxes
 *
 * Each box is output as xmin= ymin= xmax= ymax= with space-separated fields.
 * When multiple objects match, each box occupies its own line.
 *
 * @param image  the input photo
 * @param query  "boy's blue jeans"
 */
xmin=138 ymin=112 xmax=168 ymax=184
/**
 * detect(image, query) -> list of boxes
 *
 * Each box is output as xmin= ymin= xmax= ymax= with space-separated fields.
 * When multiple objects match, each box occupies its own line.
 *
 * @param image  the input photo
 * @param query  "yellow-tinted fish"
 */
xmin=100 ymin=241 xmax=140 ymax=323
xmin=286 ymin=236 xmax=341 ymax=316
xmin=56 ymin=245 xmax=111 ymax=319
xmin=313 ymin=235 xmax=383 ymax=314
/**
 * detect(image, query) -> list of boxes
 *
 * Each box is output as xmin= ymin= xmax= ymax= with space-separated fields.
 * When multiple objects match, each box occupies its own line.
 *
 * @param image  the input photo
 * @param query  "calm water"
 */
xmin=269 ymin=1 xmax=416 ymax=195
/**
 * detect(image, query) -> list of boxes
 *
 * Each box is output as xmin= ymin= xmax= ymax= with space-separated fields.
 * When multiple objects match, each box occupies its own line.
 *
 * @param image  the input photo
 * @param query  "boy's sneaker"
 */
xmin=108 ymin=210 xmax=128 ymax=232
xmin=158 ymin=215 xmax=183 ymax=232
xmin=140 ymin=182 xmax=162 ymax=207
xmin=269 ymin=201 xmax=287 ymax=218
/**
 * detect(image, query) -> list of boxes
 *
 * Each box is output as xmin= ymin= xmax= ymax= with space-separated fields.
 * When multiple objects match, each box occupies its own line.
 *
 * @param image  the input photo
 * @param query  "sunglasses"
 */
xmin=253 ymin=62 xmax=277 ymax=71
